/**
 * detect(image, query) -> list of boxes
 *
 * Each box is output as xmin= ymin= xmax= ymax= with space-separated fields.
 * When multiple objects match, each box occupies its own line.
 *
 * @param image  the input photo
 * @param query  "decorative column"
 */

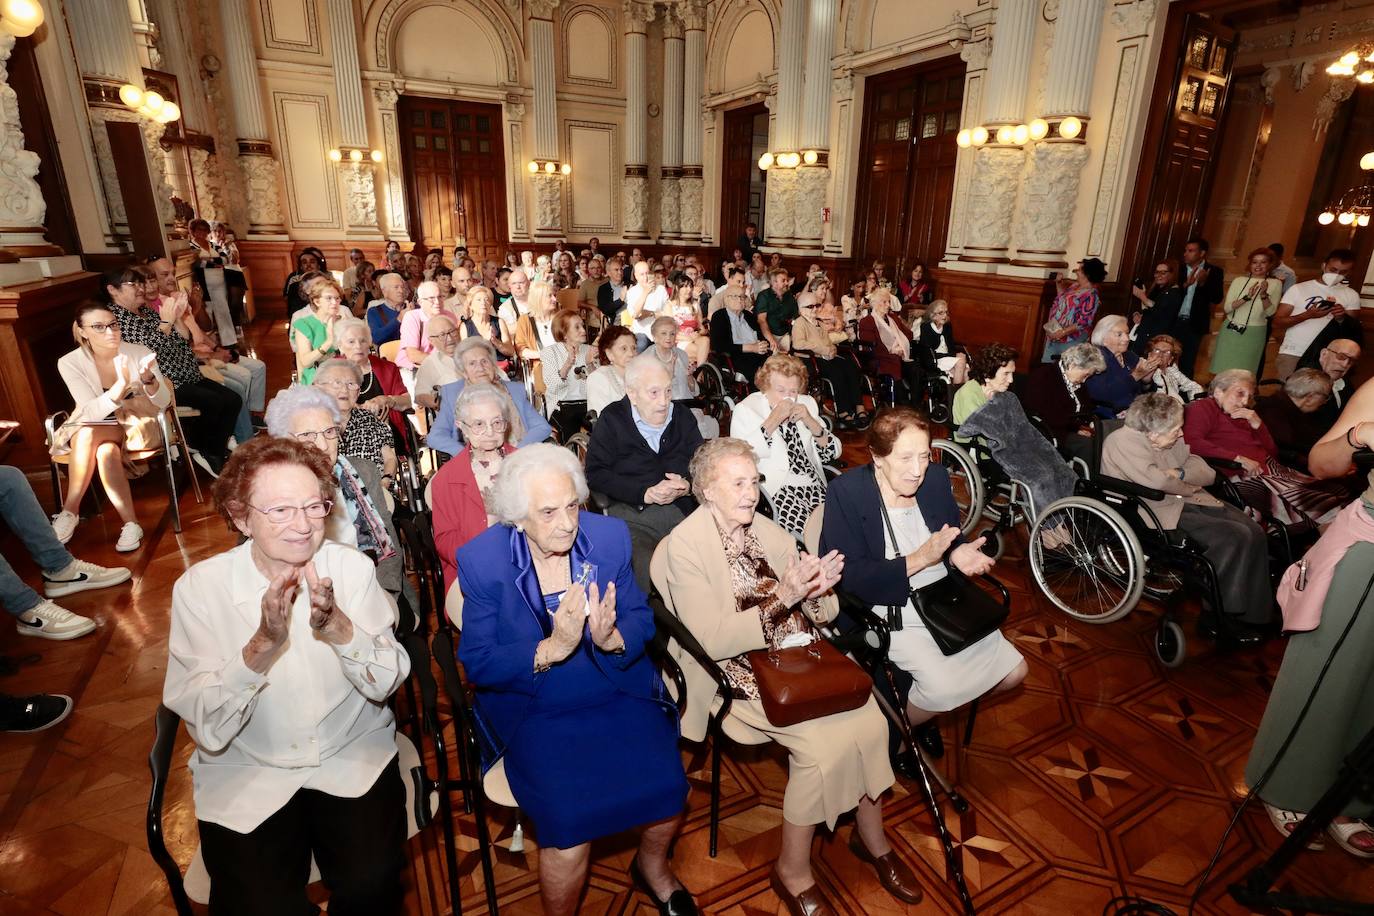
xmin=67 ymin=0 xmax=177 ymax=242
xmin=943 ymin=37 xmax=991 ymax=262
xmin=622 ymin=0 xmax=653 ymax=240
xmin=0 ymin=32 xmax=62 ymax=280
xmin=793 ymin=0 xmax=838 ymax=251
xmin=658 ymin=9 xmax=684 ymax=242
xmin=765 ymin=0 xmax=807 ymax=247
xmin=502 ymin=97 xmax=530 ymax=242
xmin=1010 ymin=0 xmax=1105 ymax=268
xmin=679 ymin=0 xmax=705 ymax=243
xmin=219 ymin=0 xmax=287 ymax=237
xmin=960 ymin=0 xmax=1037 ymax=265
xmin=374 ymin=83 xmax=412 ymax=242
xmin=822 ymin=67 xmax=856 ymax=256
xmin=326 ymin=0 xmax=381 ymax=236
xmin=528 ymin=0 xmax=564 ymax=239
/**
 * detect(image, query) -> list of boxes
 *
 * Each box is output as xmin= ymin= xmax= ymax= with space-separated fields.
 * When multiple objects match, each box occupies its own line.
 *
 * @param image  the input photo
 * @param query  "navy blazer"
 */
xmin=455 ymin=512 xmax=659 ymax=764
xmin=584 ymin=397 xmax=702 ymax=513
xmin=819 ymin=461 xmax=964 ymax=608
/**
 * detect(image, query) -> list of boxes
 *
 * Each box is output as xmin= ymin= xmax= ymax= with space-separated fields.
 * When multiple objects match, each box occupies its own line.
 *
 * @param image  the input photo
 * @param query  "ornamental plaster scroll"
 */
xmin=679 ymin=175 xmax=703 ymax=240
xmin=342 ymin=162 xmax=379 ymax=231
xmin=1087 ymin=40 xmax=1140 ymax=258
xmin=964 ymin=147 xmax=1025 ymax=251
xmin=531 ymin=172 xmax=563 ymax=233
xmin=764 ymin=166 xmax=796 ymax=242
xmin=528 ymin=0 xmax=561 ymax=18
xmin=1014 ymin=141 xmax=1090 ymax=254
xmin=792 ymin=166 xmax=829 ymax=243
xmin=659 ymin=176 xmax=681 ymax=238
xmin=623 ymin=0 xmax=655 ymax=29
xmin=1109 ymin=0 xmax=1157 ymax=39
xmin=1314 ymin=77 xmax=1356 ymax=136
xmin=623 ymin=173 xmax=648 ymax=235
xmin=661 ymin=7 xmax=684 ymax=40
xmin=139 ymin=118 xmax=179 ymax=230
xmin=680 ymin=0 xmax=706 ymax=32
xmin=1293 ymin=60 xmax=1317 ymax=93
xmin=237 ymin=154 xmax=286 ymax=230
xmin=0 ymin=34 xmax=45 ymax=232
xmin=1262 ymin=66 xmax=1281 ymax=104
xmin=189 ymin=147 xmax=228 ymax=223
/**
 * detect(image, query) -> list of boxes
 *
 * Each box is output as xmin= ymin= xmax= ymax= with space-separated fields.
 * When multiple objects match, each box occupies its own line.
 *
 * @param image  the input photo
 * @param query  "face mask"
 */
xmin=1322 ymin=272 xmax=1346 ymax=286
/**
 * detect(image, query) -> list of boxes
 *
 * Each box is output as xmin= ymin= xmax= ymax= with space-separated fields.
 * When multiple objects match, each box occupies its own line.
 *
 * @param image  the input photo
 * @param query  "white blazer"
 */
xmin=56 ymin=341 xmax=172 ymax=423
xmin=730 ymin=391 xmax=839 ymax=494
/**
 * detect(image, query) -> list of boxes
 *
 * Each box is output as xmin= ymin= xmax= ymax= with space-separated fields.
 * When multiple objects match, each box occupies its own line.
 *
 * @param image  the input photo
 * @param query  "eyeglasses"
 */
xmin=317 ymin=379 xmax=360 ymax=391
xmin=249 ymin=499 xmax=334 ymax=524
xmin=429 ymin=329 xmax=459 ymax=340
xmin=1324 ymin=348 xmax=1357 ymax=364
xmin=293 ymin=426 xmax=340 ymax=442
xmin=460 ymin=417 xmax=507 ymax=434
xmin=83 ymin=322 xmax=119 ymax=334
xmin=1149 ymin=348 xmax=1175 ymax=358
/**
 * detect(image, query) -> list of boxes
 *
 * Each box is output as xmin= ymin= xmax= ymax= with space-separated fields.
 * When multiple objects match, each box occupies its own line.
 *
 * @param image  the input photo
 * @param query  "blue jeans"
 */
xmin=0 ymin=466 xmax=73 ymax=616
xmin=217 ymin=361 xmax=263 ymax=445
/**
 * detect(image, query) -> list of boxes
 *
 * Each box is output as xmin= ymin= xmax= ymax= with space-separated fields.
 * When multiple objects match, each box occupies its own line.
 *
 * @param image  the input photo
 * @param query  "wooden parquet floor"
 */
xmin=0 ymin=317 xmax=1369 ymax=915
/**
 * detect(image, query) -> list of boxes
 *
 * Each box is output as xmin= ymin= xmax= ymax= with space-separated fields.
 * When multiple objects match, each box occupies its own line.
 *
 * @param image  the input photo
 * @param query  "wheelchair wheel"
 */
xmin=1029 ymin=496 xmax=1145 ymax=624
xmin=931 ymin=438 xmax=984 ymax=537
xmin=976 ymin=527 xmax=1006 ymax=561
xmin=1155 ymin=619 xmax=1186 ymax=668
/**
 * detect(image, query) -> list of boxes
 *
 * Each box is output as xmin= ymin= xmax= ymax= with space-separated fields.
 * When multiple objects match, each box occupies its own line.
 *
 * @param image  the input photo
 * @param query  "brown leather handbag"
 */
xmin=747 ymin=639 xmax=873 ymax=727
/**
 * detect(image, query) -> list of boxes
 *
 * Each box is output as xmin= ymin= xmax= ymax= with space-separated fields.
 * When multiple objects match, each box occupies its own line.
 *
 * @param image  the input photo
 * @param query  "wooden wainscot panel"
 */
xmin=235 ymin=240 xmax=294 ymax=317
xmin=0 ymin=272 xmax=102 ymax=471
xmin=933 ymin=269 xmax=1056 ymax=370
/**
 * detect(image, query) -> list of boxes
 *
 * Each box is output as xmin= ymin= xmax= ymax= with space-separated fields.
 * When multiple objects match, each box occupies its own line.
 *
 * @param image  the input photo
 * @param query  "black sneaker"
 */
xmin=0 ymin=693 xmax=74 ymax=732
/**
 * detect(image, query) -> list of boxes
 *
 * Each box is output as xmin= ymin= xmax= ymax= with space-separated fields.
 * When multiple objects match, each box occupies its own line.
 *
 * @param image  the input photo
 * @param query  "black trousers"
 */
xmin=894 ymin=359 xmax=924 ymax=406
xmin=815 ymin=356 xmax=863 ymax=415
xmin=198 ymin=756 xmax=406 ymax=916
xmin=176 ymin=379 xmax=243 ymax=460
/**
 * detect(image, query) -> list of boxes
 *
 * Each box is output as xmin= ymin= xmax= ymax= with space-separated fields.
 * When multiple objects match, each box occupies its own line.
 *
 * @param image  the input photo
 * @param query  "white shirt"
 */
xmin=587 ymin=365 xmax=626 ymax=415
xmin=1279 ymin=277 xmax=1361 ymax=356
xmin=415 ymin=350 xmax=460 ymax=397
xmin=163 ymin=540 xmax=409 ymax=832
xmin=497 ymin=296 xmax=530 ymax=328
xmin=632 ymin=286 xmax=670 ymax=335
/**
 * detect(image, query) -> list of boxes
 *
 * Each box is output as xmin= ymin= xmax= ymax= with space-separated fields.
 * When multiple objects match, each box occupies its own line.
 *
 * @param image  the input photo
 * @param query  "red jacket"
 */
xmin=858 ymin=313 xmax=915 ymax=380
xmin=430 ymin=444 xmax=514 ymax=590
xmin=1182 ymin=396 xmax=1277 ymax=468
xmin=369 ymin=354 xmax=408 ymax=439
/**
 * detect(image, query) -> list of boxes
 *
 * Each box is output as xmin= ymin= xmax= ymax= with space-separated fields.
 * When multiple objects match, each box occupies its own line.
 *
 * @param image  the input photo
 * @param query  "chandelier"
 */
xmin=1326 ymin=43 xmax=1374 ymax=83
xmin=1317 ymin=152 xmax=1374 ymax=228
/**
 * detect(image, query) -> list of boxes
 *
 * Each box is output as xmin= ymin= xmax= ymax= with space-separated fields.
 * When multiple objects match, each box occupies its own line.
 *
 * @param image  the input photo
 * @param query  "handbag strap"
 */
xmin=875 ymin=490 xmax=907 ymax=631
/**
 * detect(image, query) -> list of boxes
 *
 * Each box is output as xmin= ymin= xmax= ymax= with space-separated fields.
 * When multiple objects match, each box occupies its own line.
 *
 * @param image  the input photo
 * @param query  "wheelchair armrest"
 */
xmin=588 ymin=490 xmax=612 ymax=512
xmin=1202 ymin=456 xmax=1243 ymax=472
xmin=147 ymin=705 xmax=188 ymax=908
xmin=1354 ymin=448 xmax=1374 ymax=473
xmin=1093 ymin=473 xmax=1168 ymax=503
xmin=830 ymin=590 xmax=892 ymax=657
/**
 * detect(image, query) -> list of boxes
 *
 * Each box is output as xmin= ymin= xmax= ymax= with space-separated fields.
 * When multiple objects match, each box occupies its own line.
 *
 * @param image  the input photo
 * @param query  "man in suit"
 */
xmin=426 ymin=337 xmax=551 ymax=456
xmin=1171 ymin=237 xmax=1225 ymax=376
xmin=585 ymin=354 xmax=704 ymax=590
xmin=736 ymin=222 xmax=763 ymax=262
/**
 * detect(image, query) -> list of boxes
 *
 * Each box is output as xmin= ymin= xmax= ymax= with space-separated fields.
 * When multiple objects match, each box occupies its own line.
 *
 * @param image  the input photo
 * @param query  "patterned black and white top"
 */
xmin=341 ymin=407 xmax=392 ymax=472
xmin=112 ymin=305 xmax=204 ymax=390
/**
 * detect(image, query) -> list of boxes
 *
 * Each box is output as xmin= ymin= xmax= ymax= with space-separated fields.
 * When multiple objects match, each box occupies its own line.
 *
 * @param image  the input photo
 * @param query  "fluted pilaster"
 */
xmin=773 ymin=0 xmax=805 ymax=151
xmin=66 ymin=0 xmax=142 ymax=87
xmin=623 ymin=0 xmax=653 ymax=239
xmin=1043 ymin=0 xmax=1106 ymax=118
xmin=529 ymin=0 xmax=559 ymax=161
xmin=326 ymin=0 xmax=368 ymax=147
xmin=800 ymin=0 xmax=838 ymax=151
xmin=982 ymin=0 xmax=1037 ymax=126
xmin=219 ymin=0 xmax=270 ymax=142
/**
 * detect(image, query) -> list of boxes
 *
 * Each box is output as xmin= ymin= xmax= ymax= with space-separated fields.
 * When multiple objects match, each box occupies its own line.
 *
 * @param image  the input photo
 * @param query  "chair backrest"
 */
xmin=147 ymin=705 xmax=194 ymax=916
xmin=556 ymin=288 xmax=579 ymax=313
xmin=379 ymin=340 xmax=402 ymax=363
xmin=802 ymin=504 xmax=824 ymax=555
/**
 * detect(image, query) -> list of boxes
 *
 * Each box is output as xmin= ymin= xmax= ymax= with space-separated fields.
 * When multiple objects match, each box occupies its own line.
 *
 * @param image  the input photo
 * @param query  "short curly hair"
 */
xmin=688 ymin=436 xmax=758 ymax=503
xmin=968 ymin=343 xmax=1018 ymax=383
xmin=754 ymin=353 xmax=808 ymax=392
xmin=305 ymin=274 xmax=343 ymax=306
xmin=867 ymin=406 xmax=931 ymax=458
xmin=212 ymin=435 xmax=336 ymax=531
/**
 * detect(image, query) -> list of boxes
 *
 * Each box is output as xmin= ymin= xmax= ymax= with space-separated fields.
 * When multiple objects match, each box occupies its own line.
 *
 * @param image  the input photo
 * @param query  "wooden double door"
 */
xmin=851 ymin=58 xmax=965 ymax=274
xmin=398 ymin=96 xmax=508 ymax=262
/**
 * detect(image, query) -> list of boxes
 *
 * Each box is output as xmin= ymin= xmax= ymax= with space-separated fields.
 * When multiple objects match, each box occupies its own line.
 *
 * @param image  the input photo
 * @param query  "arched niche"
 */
xmin=561 ymin=4 xmax=616 ymax=88
xmin=708 ymin=2 xmax=777 ymax=94
xmin=366 ymin=0 xmax=522 ymax=84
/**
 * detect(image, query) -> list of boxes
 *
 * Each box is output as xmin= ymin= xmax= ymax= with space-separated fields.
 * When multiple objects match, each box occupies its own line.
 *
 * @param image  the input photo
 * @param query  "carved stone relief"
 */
xmin=531 ymin=172 xmax=563 ymax=233
xmin=659 ymin=176 xmax=680 ymax=239
xmin=764 ymin=167 xmax=797 ymax=243
xmin=188 ymin=147 xmax=228 ymax=223
xmin=679 ymin=175 xmax=702 ymax=241
xmin=0 ymin=33 xmax=45 ymax=234
xmin=1315 ymin=78 xmax=1357 ymax=136
xmin=623 ymin=174 xmax=648 ymax=237
xmin=1014 ymin=141 xmax=1090 ymax=255
xmin=963 ymin=147 xmax=1025 ymax=252
xmin=1109 ymin=0 xmax=1158 ymax=39
xmin=237 ymin=154 xmax=286 ymax=230
xmin=792 ymin=166 xmax=829 ymax=245
xmin=342 ymin=161 xmax=379 ymax=232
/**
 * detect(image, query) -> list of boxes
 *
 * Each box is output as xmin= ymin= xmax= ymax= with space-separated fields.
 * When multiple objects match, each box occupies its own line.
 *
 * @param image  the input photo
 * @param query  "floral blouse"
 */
xmin=717 ymin=523 xmax=821 ymax=700
xmin=1046 ymin=287 xmax=1100 ymax=345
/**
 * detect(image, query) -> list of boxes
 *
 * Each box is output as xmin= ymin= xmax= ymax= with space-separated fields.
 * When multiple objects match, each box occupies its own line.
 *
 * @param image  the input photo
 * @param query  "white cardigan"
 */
xmin=730 ymin=391 xmax=839 ymax=494
xmin=56 ymin=341 xmax=172 ymax=423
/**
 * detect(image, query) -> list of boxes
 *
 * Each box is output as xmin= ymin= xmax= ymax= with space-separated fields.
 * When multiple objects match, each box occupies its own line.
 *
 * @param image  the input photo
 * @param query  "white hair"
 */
xmin=334 ymin=316 xmax=371 ymax=343
xmin=454 ymin=382 xmax=524 ymax=445
xmin=625 ymin=351 xmax=671 ymax=391
xmin=315 ymin=357 xmax=363 ymax=384
xmin=1090 ymin=314 xmax=1128 ymax=347
xmin=489 ymin=443 xmax=588 ymax=525
xmin=264 ymin=384 xmax=342 ymax=436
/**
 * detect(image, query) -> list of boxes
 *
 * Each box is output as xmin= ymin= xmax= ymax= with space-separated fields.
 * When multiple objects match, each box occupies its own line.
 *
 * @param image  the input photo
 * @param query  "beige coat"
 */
xmin=1100 ymin=425 xmax=1220 ymax=529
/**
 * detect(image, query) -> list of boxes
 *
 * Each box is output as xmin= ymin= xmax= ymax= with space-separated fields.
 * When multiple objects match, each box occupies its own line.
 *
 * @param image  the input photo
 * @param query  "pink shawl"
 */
xmin=1277 ymin=495 xmax=1374 ymax=633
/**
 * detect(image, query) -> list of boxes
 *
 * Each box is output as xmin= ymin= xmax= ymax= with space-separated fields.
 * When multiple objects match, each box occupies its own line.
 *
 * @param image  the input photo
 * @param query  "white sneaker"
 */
xmin=115 ymin=522 xmax=143 ymax=552
xmin=190 ymin=450 xmax=220 ymax=479
xmin=16 ymin=599 xmax=97 ymax=640
xmin=42 ymin=558 xmax=132 ymax=598
xmin=51 ymin=510 xmax=79 ymax=544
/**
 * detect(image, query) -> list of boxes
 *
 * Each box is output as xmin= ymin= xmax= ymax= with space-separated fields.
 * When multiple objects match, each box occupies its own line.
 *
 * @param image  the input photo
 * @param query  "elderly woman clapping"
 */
xmin=314 ymin=358 xmax=397 ymax=479
xmin=163 ymin=435 xmax=410 ymax=913
xmin=1102 ymin=393 xmax=1273 ymax=641
xmin=1085 ymin=314 xmax=1159 ymax=419
xmin=334 ymin=316 xmax=411 ymax=425
xmin=457 ymin=445 xmax=693 ymax=916
xmin=655 ymin=437 xmax=922 ymax=913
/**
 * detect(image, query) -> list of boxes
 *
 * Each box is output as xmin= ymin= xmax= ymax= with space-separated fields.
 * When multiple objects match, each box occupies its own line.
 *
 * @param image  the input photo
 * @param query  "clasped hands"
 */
xmin=110 ymin=352 xmax=160 ymax=399
xmin=245 ymin=563 xmax=354 ymax=673
xmin=776 ymin=549 xmax=844 ymax=609
xmin=544 ymin=581 xmax=620 ymax=665
xmin=644 ymin=472 xmax=690 ymax=506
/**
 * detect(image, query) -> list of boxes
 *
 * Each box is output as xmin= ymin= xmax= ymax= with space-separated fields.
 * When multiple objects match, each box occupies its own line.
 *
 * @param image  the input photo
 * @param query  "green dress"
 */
xmin=1244 ymin=512 xmax=1374 ymax=818
xmin=1209 ymin=277 xmax=1281 ymax=376
xmin=951 ymin=380 xmax=988 ymax=443
xmin=292 ymin=313 xmax=335 ymax=384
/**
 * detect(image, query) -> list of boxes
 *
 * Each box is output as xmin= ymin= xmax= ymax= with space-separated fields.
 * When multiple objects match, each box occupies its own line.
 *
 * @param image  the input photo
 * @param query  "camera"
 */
xmin=1225 ymin=321 xmax=1248 ymax=334
xmin=573 ymin=365 xmax=588 ymax=379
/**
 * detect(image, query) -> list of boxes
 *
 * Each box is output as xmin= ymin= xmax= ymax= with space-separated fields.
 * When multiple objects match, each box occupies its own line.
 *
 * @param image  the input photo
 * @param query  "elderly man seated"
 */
xmin=1258 ymin=369 xmax=1333 ymax=472
xmin=427 ymin=337 xmax=551 ymax=456
xmin=585 ymin=353 xmax=704 ymax=590
xmin=1297 ymin=337 xmax=1361 ymax=430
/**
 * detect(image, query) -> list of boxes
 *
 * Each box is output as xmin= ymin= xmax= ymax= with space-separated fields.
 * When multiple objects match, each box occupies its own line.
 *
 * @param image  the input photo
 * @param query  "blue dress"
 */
xmin=1083 ymin=345 xmax=1143 ymax=418
xmin=456 ymin=513 xmax=687 ymax=849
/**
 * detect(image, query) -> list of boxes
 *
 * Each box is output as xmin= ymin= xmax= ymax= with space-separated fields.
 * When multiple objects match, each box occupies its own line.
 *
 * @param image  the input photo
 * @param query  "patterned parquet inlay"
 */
xmin=0 ymin=317 xmax=1369 ymax=915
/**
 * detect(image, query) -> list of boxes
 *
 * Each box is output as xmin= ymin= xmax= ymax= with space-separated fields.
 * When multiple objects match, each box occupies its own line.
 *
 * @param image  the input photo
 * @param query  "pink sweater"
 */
xmin=1276 ymin=496 xmax=1374 ymax=633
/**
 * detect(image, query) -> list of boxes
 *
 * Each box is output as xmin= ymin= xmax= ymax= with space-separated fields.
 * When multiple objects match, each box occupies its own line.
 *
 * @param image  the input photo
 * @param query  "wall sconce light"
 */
xmin=370 ymin=149 xmax=383 ymax=163
xmin=118 ymin=85 xmax=182 ymax=124
xmin=328 ymin=146 xmax=382 ymax=165
xmin=560 ymin=162 xmax=572 ymax=175
xmin=802 ymin=149 xmax=818 ymax=165
xmin=543 ymin=161 xmax=556 ymax=173
xmin=1012 ymin=124 xmax=1030 ymax=145
xmin=328 ymin=148 xmax=343 ymax=162
xmin=526 ymin=159 xmax=570 ymax=175
xmin=970 ymin=126 xmax=988 ymax=146
xmin=1058 ymin=116 xmax=1083 ymax=140
xmin=956 ymin=129 xmax=971 ymax=148
xmin=348 ymin=148 xmax=363 ymax=162
xmin=0 ymin=0 xmax=44 ymax=37
xmin=994 ymin=125 xmax=1014 ymax=145
xmin=1028 ymin=118 xmax=1050 ymax=141
xmin=758 ymin=152 xmax=774 ymax=170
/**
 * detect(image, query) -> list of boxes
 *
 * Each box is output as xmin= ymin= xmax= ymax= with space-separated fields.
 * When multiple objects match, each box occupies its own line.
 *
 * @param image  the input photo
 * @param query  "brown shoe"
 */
xmin=769 ymin=869 xmax=837 ymax=916
xmin=848 ymin=830 xmax=924 ymax=904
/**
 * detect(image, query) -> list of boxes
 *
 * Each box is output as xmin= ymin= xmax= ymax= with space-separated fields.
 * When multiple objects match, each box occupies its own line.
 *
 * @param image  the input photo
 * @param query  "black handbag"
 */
xmin=878 ymin=496 xmax=1009 ymax=656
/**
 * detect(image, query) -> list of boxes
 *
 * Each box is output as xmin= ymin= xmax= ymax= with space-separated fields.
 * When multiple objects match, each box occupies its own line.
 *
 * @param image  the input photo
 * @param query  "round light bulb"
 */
xmin=1059 ymin=116 xmax=1083 ymax=140
xmin=348 ymin=148 xmax=363 ymax=162
xmin=527 ymin=160 xmax=539 ymax=173
xmin=1318 ymin=211 xmax=1337 ymax=225
xmin=119 ymin=84 xmax=144 ymax=109
xmin=1361 ymin=152 xmax=1374 ymax=171
xmin=1342 ymin=51 xmax=1361 ymax=66
xmin=1029 ymin=118 xmax=1050 ymax=141
xmin=1012 ymin=124 xmax=1030 ymax=145
xmin=370 ymin=149 xmax=383 ymax=163
xmin=142 ymin=91 xmax=164 ymax=114
xmin=802 ymin=149 xmax=818 ymax=165
xmin=995 ymin=126 xmax=1014 ymax=145
xmin=1339 ymin=211 xmax=1355 ymax=225
xmin=971 ymin=126 xmax=988 ymax=146
xmin=1360 ymin=214 xmax=1371 ymax=228
xmin=560 ymin=162 xmax=571 ymax=175
xmin=1360 ymin=70 xmax=1374 ymax=84
xmin=544 ymin=161 xmax=555 ymax=173
xmin=0 ymin=0 xmax=44 ymax=37
xmin=956 ymin=129 xmax=971 ymax=148
xmin=758 ymin=151 xmax=774 ymax=170
xmin=160 ymin=101 xmax=180 ymax=123
xmin=328 ymin=149 xmax=342 ymax=162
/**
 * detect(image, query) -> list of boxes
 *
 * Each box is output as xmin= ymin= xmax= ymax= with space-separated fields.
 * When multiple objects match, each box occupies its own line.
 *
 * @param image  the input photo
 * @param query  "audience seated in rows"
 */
xmin=790 ymin=293 xmax=868 ymax=426
xmin=414 ymin=314 xmax=460 ymax=411
xmin=334 ymin=317 xmax=411 ymax=435
xmin=428 ymin=337 xmax=551 ymax=456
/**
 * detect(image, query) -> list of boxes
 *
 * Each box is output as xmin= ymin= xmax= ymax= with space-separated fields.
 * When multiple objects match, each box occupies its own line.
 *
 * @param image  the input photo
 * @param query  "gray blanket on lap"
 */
xmin=959 ymin=392 xmax=1077 ymax=520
